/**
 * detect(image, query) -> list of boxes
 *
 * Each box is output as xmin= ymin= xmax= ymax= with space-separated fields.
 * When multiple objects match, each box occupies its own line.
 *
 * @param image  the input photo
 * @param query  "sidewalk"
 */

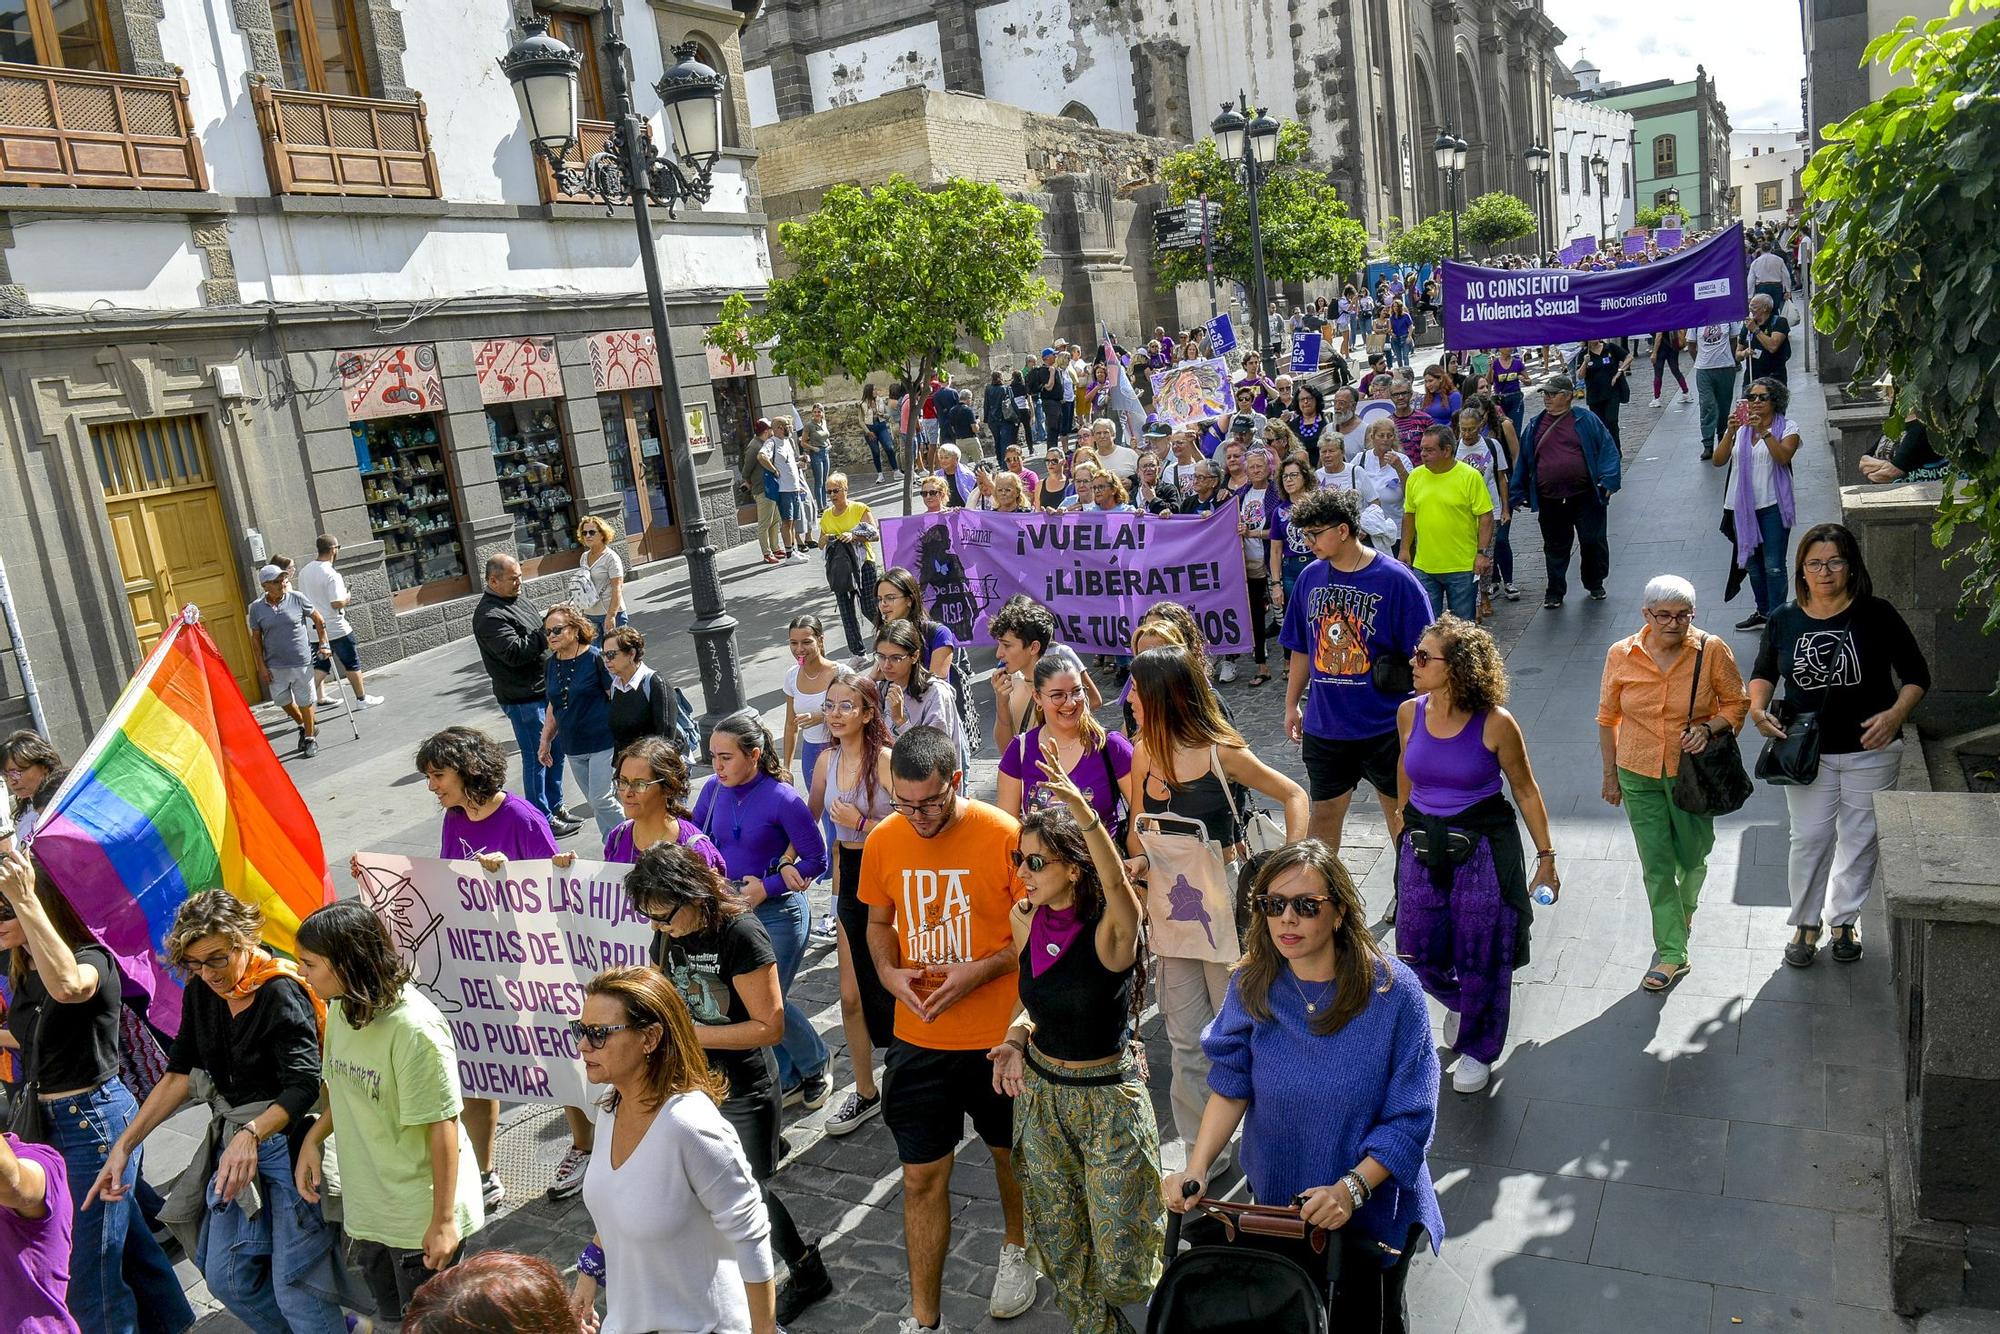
xmin=162 ymin=371 xmax=1909 ymax=1333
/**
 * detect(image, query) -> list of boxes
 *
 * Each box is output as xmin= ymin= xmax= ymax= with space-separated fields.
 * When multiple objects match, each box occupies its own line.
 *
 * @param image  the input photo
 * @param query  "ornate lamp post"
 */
xmin=1523 ymin=142 xmax=1551 ymax=260
xmin=500 ymin=12 xmax=745 ymax=724
xmin=1211 ymin=96 xmax=1282 ymax=365
xmin=1433 ymin=129 xmax=1469 ymax=257
xmin=1591 ymin=150 xmax=1611 ymax=240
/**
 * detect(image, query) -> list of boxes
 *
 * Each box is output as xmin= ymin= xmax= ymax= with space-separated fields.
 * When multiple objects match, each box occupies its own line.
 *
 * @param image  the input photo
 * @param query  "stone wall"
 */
xmin=1838 ymin=481 xmax=1993 ymax=697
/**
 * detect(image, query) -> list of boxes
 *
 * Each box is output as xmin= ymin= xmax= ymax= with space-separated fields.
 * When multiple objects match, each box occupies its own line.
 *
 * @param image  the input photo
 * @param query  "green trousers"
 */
xmin=1618 ymin=768 xmax=1718 ymax=967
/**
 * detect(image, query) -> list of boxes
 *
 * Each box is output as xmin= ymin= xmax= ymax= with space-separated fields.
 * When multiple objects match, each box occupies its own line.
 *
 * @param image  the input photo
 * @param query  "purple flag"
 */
xmin=1207 ymin=313 xmax=1237 ymax=354
xmin=1623 ymin=233 xmax=1647 ymax=256
xmin=880 ymin=501 xmax=1251 ymax=653
xmin=1439 ymin=223 xmax=1749 ymax=350
xmin=1655 ymin=227 xmax=1683 ymax=250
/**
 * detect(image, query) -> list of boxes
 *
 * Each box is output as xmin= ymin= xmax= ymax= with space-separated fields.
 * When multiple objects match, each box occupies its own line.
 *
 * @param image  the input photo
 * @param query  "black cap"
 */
xmin=1230 ymin=413 xmax=1256 ymax=433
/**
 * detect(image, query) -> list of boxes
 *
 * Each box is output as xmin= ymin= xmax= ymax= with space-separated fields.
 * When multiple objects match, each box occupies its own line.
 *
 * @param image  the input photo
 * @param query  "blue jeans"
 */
xmin=565 ymin=747 xmax=621 ymax=838
xmin=1391 ymin=335 xmax=1413 ymax=368
xmin=1500 ymin=394 xmax=1525 ymax=442
xmin=807 ymin=449 xmax=830 ymax=508
xmin=755 ymin=891 xmax=829 ymax=1088
xmin=501 ymin=699 xmax=565 ymax=820
xmin=1493 ymin=516 xmax=1515 ymax=584
xmin=1418 ymin=569 xmax=1480 ymax=620
xmin=1745 ymin=503 xmax=1792 ymax=616
xmin=596 ymin=609 xmax=629 ymax=640
xmin=48 ymin=1080 xmax=196 ymax=1334
xmin=200 ymin=1134 xmax=348 ymax=1334
xmin=866 ymin=421 xmax=898 ymax=472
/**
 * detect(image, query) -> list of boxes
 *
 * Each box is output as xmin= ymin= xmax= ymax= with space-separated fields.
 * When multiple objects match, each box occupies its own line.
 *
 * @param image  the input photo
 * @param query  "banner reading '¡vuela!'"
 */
xmin=880 ymin=500 xmax=1252 ymax=653
xmin=352 ymin=854 xmax=653 ymax=1107
xmin=1441 ymin=222 xmax=1749 ymax=349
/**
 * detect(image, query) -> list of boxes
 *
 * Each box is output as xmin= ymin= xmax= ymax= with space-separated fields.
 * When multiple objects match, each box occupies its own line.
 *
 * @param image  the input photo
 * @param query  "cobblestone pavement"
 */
xmin=163 ymin=360 xmax=1912 ymax=1333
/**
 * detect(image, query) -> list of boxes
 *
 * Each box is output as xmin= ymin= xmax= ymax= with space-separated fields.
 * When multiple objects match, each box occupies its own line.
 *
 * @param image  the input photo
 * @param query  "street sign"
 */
xmin=1153 ymin=200 xmax=1219 ymax=253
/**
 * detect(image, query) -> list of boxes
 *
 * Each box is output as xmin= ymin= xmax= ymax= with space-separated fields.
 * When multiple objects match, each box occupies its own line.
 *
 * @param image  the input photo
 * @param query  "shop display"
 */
xmin=489 ymin=400 xmax=579 ymax=561
xmin=353 ymin=416 xmax=467 ymax=595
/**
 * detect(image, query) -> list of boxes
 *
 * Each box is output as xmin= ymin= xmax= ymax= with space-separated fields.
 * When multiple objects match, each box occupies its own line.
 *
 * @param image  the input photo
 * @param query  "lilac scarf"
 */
xmin=1731 ymin=413 xmax=1797 ymax=563
xmin=1027 ymin=901 xmax=1087 ymax=977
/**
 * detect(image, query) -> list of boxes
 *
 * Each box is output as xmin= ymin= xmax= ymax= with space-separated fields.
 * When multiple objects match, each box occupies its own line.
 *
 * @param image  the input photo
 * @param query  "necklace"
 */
xmin=1287 ymin=966 xmax=1335 ymax=1015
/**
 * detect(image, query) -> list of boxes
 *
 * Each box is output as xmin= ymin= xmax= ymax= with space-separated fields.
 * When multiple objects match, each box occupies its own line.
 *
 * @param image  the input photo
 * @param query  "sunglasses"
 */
xmin=1251 ymin=892 xmax=1336 ymax=918
xmin=1411 ymin=649 xmax=1437 ymax=668
xmin=1744 ymin=393 xmax=1772 ymax=403
xmin=1010 ymin=850 xmax=1058 ymax=872
xmin=566 ymin=1019 xmax=656 ymax=1049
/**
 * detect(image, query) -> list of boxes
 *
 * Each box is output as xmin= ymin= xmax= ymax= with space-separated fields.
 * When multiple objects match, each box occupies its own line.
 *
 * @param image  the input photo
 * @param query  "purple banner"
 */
xmin=1622 ymin=233 xmax=1647 ymax=256
xmin=880 ymin=501 xmax=1251 ymax=653
xmin=1440 ymin=223 xmax=1748 ymax=350
xmin=1655 ymin=227 xmax=1683 ymax=250
xmin=1290 ymin=331 xmax=1322 ymax=371
xmin=1206 ymin=312 xmax=1237 ymax=355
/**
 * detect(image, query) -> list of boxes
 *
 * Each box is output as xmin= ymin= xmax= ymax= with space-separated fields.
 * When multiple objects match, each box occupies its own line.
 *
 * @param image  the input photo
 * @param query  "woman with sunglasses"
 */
xmin=1124 ymin=647 xmax=1306 ymax=1171
xmin=996 ymin=656 xmax=1133 ymax=828
xmin=988 ymin=749 xmax=1160 ymax=1334
xmin=1039 ymin=453 xmax=1075 ymax=511
xmin=622 ymin=847 xmax=830 ymax=1325
xmin=692 ymin=713 xmax=831 ymax=1112
xmin=601 ymin=626 xmax=676 ymax=756
xmin=0 ymin=849 xmax=197 ymax=1334
xmin=1394 ymin=615 xmax=1557 ymax=1095
xmin=87 ymin=889 xmax=354 ymax=1334
xmin=567 ymin=963 xmax=780 ymax=1334
xmin=537 ymin=606 xmax=621 ymax=839
xmin=807 ymin=669 xmax=895 ymax=1137
xmin=574 ymin=515 xmax=626 ymax=639
xmin=1164 ymin=842 xmax=1443 ymax=1332
xmin=1711 ymin=376 xmax=1802 ymax=632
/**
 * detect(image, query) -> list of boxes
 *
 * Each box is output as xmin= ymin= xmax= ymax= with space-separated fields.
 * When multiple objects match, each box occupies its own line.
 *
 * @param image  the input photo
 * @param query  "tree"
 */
xmin=1462 ymin=192 xmax=1537 ymax=254
xmin=1634 ymin=203 xmax=1671 ymax=230
xmin=706 ymin=175 xmax=1057 ymax=512
xmin=1157 ymin=121 xmax=1369 ymax=297
xmin=1383 ymin=213 xmax=1455 ymax=268
xmin=1804 ymin=0 xmax=2000 ymax=646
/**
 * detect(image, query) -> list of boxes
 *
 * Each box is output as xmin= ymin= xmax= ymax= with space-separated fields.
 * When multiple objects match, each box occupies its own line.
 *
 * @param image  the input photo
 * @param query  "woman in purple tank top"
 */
xmin=1393 ymin=617 xmax=1559 ymax=1095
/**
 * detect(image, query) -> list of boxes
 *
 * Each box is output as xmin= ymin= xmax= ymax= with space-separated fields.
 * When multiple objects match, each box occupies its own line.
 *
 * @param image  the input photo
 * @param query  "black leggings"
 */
xmin=1248 ymin=573 xmax=1271 ymax=666
xmin=719 ymin=1080 xmax=809 ymax=1265
xmin=836 ymin=844 xmax=896 ymax=1049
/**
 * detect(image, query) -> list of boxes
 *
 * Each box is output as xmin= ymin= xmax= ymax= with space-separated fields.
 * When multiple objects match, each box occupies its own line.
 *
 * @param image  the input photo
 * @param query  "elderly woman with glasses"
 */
xmin=537 ymin=605 xmax=621 ymax=839
xmin=2 ymin=729 xmax=62 ymax=852
xmin=1711 ymin=376 xmax=1801 ymax=632
xmin=1596 ymin=576 xmax=1750 ymax=991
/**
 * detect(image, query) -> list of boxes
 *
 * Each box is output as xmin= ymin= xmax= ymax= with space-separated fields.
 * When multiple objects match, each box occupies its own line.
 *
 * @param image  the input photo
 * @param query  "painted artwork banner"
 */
xmin=588 ymin=330 xmax=661 ymax=391
xmin=1148 ymin=357 xmax=1232 ymax=427
xmin=352 ymin=854 xmax=653 ymax=1106
xmin=339 ymin=344 xmax=445 ymax=421
xmin=880 ymin=501 xmax=1251 ymax=653
xmin=1441 ymin=223 xmax=1748 ymax=349
xmin=474 ymin=335 xmax=560 ymax=405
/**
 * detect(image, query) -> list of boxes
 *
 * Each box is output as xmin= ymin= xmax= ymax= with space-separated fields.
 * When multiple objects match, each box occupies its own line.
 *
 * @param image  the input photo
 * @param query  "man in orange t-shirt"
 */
xmin=858 ymin=725 xmax=1030 ymax=1330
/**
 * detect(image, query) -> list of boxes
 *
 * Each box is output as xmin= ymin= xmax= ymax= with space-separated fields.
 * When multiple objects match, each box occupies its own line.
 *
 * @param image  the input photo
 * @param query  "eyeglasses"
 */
xmin=1803 ymin=557 xmax=1850 ymax=574
xmin=889 ymin=791 xmax=954 ymax=817
xmin=875 ymin=650 xmax=913 ymax=668
xmin=1410 ymin=649 xmax=1437 ymax=668
xmin=825 ymin=698 xmax=862 ymax=716
xmin=611 ymin=777 xmax=664 ymax=794
xmin=183 ymin=951 xmax=238 ymax=974
xmin=1251 ymin=892 xmax=1335 ymax=919
xmin=1010 ymin=850 xmax=1058 ymax=872
xmin=1744 ymin=393 xmax=1772 ymax=402
xmin=1647 ymin=609 xmax=1695 ymax=625
xmin=1299 ymin=526 xmax=1331 ymax=543
xmin=566 ymin=1019 xmax=656 ymax=1049
xmin=1041 ymin=687 xmax=1089 ymax=704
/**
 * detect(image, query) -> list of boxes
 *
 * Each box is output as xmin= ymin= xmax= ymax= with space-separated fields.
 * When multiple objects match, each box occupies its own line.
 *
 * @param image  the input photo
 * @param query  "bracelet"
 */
xmin=1536 ymin=849 xmax=1556 ymax=858
xmin=1341 ymin=1170 xmax=1372 ymax=1208
xmin=1005 ymin=1036 xmax=1027 ymax=1054
xmin=1078 ymin=813 xmax=1103 ymax=834
xmin=577 ymin=1242 xmax=606 ymax=1280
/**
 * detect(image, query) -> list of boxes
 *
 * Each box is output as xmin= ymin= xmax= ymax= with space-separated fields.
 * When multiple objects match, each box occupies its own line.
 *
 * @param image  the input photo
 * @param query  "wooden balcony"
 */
xmin=0 ymin=64 xmax=207 ymax=190
xmin=250 ymin=83 xmax=440 ymax=199
xmin=533 ymin=117 xmax=618 ymax=205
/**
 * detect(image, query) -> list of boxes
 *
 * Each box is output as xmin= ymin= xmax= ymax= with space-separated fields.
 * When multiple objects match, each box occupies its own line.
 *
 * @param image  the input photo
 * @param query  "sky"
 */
xmin=1544 ymin=0 xmax=1808 ymax=138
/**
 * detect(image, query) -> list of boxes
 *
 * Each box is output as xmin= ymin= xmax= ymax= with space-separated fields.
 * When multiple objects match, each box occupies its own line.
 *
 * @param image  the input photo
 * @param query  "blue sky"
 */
xmin=1544 ymin=0 xmax=1808 ymax=136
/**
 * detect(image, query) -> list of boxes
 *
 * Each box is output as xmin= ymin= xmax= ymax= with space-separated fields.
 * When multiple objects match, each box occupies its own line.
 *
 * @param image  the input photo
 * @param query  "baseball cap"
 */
xmin=1230 ymin=413 xmax=1256 ymax=433
xmin=257 ymin=564 xmax=284 ymax=583
xmin=1542 ymin=374 xmax=1577 ymax=396
xmin=1041 ymin=346 xmax=1057 ymax=357
xmin=752 ymin=417 xmax=773 ymax=433
xmin=1142 ymin=420 xmax=1172 ymax=439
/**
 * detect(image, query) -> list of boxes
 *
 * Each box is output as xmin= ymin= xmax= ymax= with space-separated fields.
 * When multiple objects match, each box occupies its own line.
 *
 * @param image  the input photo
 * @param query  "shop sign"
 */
xmin=706 ymin=342 xmax=758 ymax=379
xmin=684 ymin=404 xmax=711 ymax=452
xmin=339 ymin=344 xmax=445 ymax=421
xmin=588 ymin=330 xmax=662 ymax=391
xmin=474 ymin=335 xmax=560 ymax=405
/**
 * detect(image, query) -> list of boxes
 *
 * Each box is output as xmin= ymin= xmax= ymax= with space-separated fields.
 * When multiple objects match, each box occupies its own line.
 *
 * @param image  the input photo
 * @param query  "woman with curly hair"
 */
xmin=1393 ymin=615 xmax=1559 ymax=1094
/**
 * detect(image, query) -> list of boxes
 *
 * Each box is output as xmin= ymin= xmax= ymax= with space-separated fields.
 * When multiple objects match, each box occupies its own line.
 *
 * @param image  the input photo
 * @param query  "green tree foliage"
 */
xmin=1633 ymin=204 xmax=1672 ymax=230
xmin=1157 ymin=122 xmax=1369 ymax=289
xmin=1383 ymin=213 xmax=1455 ymax=268
xmin=1461 ymin=192 xmax=1537 ymax=254
xmin=1803 ymin=0 xmax=2000 ymax=642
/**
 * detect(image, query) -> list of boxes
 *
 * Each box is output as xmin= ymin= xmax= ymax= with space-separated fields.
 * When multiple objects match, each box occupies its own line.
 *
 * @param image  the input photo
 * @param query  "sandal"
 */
xmin=1641 ymin=964 xmax=1687 ymax=992
xmin=1249 ymin=670 xmax=1271 ymax=687
xmin=1783 ymin=928 xmax=1821 ymax=968
xmin=1830 ymin=925 xmax=1863 ymax=963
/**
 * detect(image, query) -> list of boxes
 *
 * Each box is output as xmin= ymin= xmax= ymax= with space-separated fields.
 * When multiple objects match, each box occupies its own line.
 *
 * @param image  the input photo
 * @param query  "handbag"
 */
xmin=1671 ymin=636 xmax=1753 ymax=818
xmin=117 ymin=1004 xmax=169 ymax=1104
xmin=1754 ymin=698 xmax=1824 ymax=786
xmin=6 ymin=1001 xmax=53 ymax=1143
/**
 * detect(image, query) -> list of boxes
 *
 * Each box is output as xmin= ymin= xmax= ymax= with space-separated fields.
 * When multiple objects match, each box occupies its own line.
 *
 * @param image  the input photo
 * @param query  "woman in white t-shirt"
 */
xmin=1692 ymin=322 xmax=1743 ymax=459
xmin=1711 ymin=376 xmax=1801 ymax=632
xmin=1356 ymin=415 xmax=1411 ymax=555
xmin=576 ymin=515 xmax=627 ymax=637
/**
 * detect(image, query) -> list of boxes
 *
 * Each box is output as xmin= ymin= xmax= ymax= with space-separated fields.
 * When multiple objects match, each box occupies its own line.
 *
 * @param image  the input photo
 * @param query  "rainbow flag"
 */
xmin=32 ymin=606 xmax=332 ymax=1034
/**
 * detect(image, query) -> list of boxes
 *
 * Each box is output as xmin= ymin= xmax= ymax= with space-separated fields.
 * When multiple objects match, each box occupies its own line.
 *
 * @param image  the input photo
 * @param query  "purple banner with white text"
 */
xmin=1443 ymin=223 xmax=1748 ymax=348
xmin=880 ymin=501 xmax=1251 ymax=653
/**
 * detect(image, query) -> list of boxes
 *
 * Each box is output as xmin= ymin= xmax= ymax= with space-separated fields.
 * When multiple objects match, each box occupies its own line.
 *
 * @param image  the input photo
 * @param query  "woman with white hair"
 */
xmin=1595 ymin=575 xmax=1750 ymax=990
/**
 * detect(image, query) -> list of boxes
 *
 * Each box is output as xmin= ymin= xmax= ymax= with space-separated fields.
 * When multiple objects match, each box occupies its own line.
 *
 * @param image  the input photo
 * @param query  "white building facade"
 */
xmin=0 ymin=0 xmax=785 ymax=747
xmin=1551 ymin=93 xmax=1635 ymax=243
xmin=1729 ymin=130 xmax=1809 ymax=224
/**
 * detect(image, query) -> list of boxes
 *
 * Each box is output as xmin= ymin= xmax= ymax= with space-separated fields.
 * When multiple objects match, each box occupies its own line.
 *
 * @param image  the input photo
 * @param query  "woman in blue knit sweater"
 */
xmin=1163 ymin=840 xmax=1443 ymax=1330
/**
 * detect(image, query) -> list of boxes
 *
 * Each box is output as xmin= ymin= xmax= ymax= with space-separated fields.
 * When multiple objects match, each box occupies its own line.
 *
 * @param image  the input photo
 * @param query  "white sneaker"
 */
xmin=1451 ymin=1054 xmax=1492 ymax=1093
xmin=1218 ymin=658 xmax=1239 ymax=684
xmin=898 ymin=1319 xmax=947 ymax=1334
xmin=548 ymin=1143 xmax=590 ymax=1200
xmin=1649 ymin=396 xmax=1662 ymax=408
xmin=808 ymin=912 xmax=839 ymax=945
xmin=1680 ymin=391 xmax=1692 ymax=405
xmin=1442 ymin=1010 xmax=1461 ymax=1050
xmin=989 ymin=1242 xmax=1036 ymax=1318
xmin=354 ymin=694 xmax=386 ymax=710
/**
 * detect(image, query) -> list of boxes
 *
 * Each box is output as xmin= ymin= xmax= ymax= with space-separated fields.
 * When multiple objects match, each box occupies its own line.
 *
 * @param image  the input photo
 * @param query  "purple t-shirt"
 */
xmin=439 ymin=792 xmax=560 ymax=862
xmin=1278 ymin=551 xmax=1434 ymax=741
xmin=601 ymin=818 xmax=726 ymax=873
xmin=1 ymin=1133 xmax=80 ymax=1334
xmin=998 ymin=725 xmax=1133 ymax=826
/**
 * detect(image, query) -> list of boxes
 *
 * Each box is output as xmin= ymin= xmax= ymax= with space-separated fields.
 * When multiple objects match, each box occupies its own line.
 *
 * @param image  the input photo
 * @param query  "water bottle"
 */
xmin=1531 ymin=870 xmax=1558 ymax=907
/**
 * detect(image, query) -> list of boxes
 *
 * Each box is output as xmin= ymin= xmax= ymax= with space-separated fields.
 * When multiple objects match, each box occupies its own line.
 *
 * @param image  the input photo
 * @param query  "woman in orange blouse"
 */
xmin=1595 ymin=575 xmax=1749 ymax=991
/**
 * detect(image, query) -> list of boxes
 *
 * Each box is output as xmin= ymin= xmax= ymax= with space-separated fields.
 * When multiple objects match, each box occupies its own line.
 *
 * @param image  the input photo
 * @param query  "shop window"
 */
xmin=599 ymin=390 xmax=680 ymax=559
xmin=713 ymin=375 xmax=759 ymax=518
xmin=271 ymin=0 xmax=365 ymax=96
xmin=1652 ymin=134 xmax=1677 ymax=177
xmin=0 ymin=0 xmax=119 ymax=70
xmin=538 ymin=6 xmax=605 ymax=121
xmin=354 ymin=416 xmax=468 ymax=600
xmin=488 ymin=400 xmax=581 ymax=573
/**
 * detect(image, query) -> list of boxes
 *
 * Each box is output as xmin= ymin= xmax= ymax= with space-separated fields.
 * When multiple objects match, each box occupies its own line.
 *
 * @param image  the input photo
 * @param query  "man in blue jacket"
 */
xmin=1510 ymin=373 xmax=1622 ymax=608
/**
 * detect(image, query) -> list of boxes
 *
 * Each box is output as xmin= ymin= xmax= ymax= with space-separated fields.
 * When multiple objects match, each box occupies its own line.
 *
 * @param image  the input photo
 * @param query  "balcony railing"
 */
xmin=250 ymin=83 xmax=441 ymax=199
xmin=0 ymin=64 xmax=207 ymax=190
xmin=533 ymin=117 xmax=618 ymax=205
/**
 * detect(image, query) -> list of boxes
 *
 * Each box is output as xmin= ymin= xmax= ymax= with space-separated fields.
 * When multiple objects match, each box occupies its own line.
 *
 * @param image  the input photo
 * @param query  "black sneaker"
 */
xmin=550 ymin=816 xmax=584 ymax=838
xmin=824 ymin=1089 xmax=882 ymax=1136
xmin=300 ymin=735 xmax=319 ymax=758
xmin=1701 ymin=445 xmax=1714 ymax=460
xmin=796 ymin=1072 xmax=831 ymax=1111
xmin=1588 ymin=587 xmax=1608 ymax=601
xmin=776 ymin=1244 xmax=834 ymax=1324
xmin=1735 ymin=612 xmax=1769 ymax=631
xmin=1542 ymin=597 xmax=1564 ymax=610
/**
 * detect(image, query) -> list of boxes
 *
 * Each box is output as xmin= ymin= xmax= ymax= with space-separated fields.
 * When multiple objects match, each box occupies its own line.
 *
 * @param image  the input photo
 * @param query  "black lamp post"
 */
xmin=1663 ymin=186 xmax=1681 ymax=225
xmin=1591 ymin=150 xmax=1611 ymax=240
xmin=1523 ymin=142 xmax=1551 ymax=260
xmin=1210 ymin=96 xmax=1281 ymax=365
xmin=1433 ymin=129 xmax=1469 ymax=257
xmin=500 ymin=12 xmax=745 ymax=725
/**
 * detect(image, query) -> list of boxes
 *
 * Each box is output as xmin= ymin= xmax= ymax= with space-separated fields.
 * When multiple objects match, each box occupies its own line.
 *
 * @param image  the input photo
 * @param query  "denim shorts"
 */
xmin=775 ymin=490 xmax=803 ymax=522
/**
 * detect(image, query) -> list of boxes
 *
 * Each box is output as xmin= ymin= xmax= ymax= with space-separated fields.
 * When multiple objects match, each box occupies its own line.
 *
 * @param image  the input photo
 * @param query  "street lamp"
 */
xmin=501 ymin=13 xmax=745 ymax=726
xmin=1523 ymin=142 xmax=1550 ymax=260
xmin=1432 ymin=129 xmax=1469 ymax=257
xmin=1590 ymin=150 xmax=1611 ymax=240
xmin=1662 ymin=186 xmax=1681 ymax=224
xmin=1210 ymin=96 xmax=1281 ymax=365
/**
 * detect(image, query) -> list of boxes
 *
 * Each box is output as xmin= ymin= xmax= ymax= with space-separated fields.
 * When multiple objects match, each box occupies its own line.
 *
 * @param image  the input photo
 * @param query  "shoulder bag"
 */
xmin=5 ymin=999 xmax=53 ymax=1143
xmin=1671 ymin=635 xmax=1753 ymax=818
xmin=1754 ymin=695 xmax=1824 ymax=786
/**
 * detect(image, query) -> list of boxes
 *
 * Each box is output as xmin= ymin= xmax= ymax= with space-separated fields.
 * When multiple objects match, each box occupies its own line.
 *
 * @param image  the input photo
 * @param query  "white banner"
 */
xmin=352 ymin=855 xmax=653 ymax=1106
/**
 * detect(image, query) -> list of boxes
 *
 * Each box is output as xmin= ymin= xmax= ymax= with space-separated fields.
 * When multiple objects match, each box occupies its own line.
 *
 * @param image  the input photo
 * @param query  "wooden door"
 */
xmin=89 ymin=417 xmax=258 ymax=699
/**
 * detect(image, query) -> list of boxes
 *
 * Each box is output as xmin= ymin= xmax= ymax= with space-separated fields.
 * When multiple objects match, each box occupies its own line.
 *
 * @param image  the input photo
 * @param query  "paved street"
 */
xmin=157 ymin=364 xmax=1912 ymax=1333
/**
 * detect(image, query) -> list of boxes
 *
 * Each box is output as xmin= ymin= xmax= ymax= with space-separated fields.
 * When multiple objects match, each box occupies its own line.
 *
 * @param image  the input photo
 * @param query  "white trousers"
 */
xmin=1157 ymin=954 xmax=1235 ymax=1173
xmin=1783 ymin=742 xmax=1902 ymax=929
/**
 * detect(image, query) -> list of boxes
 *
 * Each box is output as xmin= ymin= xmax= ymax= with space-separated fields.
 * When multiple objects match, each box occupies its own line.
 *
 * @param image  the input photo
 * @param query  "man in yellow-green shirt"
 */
xmin=1399 ymin=423 xmax=1494 ymax=620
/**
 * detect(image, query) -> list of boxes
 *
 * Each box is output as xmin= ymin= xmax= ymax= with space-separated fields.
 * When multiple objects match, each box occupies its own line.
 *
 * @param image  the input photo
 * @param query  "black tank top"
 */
xmin=1141 ymin=763 xmax=1239 ymax=847
xmin=1017 ymin=918 xmax=1133 ymax=1062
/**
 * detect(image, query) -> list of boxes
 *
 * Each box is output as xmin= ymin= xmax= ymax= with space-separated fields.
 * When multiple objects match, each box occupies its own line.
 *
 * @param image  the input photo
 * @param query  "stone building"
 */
xmin=0 ymin=0 xmax=783 ymax=749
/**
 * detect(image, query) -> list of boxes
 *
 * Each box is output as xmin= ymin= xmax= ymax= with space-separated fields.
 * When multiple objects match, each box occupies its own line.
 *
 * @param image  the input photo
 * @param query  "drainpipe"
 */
xmin=0 ymin=555 xmax=49 ymax=736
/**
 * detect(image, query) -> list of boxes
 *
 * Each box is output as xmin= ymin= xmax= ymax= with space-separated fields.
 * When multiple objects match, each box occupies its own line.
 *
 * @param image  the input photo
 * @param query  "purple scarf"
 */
xmin=1027 ymin=901 xmax=1087 ymax=977
xmin=1731 ymin=413 xmax=1797 ymax=563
